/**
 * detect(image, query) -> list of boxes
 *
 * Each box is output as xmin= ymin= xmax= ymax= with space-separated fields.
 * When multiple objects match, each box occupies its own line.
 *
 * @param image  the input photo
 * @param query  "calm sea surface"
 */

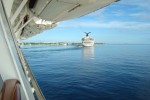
xmin=22 ymin=44 xmax=150 ymax=100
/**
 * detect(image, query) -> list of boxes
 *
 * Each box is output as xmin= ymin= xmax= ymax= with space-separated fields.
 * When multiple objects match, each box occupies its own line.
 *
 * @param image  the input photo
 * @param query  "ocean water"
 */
xmin=22 ymin=44 xmax=150 ymax=100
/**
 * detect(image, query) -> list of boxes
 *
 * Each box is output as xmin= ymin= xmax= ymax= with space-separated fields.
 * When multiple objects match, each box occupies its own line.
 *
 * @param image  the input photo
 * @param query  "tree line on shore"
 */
xmin=20 ymin=42 xmax=104 ymax=46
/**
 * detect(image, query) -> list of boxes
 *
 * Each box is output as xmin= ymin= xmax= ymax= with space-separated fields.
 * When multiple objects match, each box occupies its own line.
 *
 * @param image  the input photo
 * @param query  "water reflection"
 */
xmin=82 ymin=47 xmax=94 ymax=60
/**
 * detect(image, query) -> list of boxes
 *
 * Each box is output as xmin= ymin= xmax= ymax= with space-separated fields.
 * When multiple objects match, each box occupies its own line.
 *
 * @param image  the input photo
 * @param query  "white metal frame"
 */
xmin=10 ymin=0 xmax=28 ymax=24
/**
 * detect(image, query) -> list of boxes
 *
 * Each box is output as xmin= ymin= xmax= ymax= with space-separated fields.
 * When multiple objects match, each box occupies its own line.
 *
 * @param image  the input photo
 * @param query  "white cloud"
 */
xmin=130 ymin=12 xmax=150 ymax=19
xmin=58 ymin=20 xmax=150 ymax=30
xmin=82 ymin=0 xmax=150 ymax=21
xmin=111 ymin=0 xmax=150 ymax=19
xmin=58 ymin=0 xmax=150 ymax=30
xmin=118 ymin=0 xmax=150 ymax=10
xmin=111 ymin=10 xmax=124 ymax=16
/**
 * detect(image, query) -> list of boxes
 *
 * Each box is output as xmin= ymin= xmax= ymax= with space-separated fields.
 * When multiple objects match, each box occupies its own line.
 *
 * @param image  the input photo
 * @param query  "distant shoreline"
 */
xmin=20 ymin=42 xmax=104 ymax=46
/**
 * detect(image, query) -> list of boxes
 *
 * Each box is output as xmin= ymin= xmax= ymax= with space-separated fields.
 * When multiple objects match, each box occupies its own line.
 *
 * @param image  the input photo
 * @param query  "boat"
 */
xmin=82 ymin=32 xmax=94 ymax=47
xmin=0 ymin=0 xmax=119 ymax=99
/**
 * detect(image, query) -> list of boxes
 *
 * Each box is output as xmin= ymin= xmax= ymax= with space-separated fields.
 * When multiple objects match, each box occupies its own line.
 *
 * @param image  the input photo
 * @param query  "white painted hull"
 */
xmin=82 ymin=41 xmax=94 ymax=47
xmin=82 ymin=35 xmax=94 ymax=47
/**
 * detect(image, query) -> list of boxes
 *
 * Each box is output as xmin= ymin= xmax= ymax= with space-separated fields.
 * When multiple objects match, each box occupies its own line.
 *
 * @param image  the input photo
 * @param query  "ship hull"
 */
xmin=82 ymin=41 xmax=94 ymax=47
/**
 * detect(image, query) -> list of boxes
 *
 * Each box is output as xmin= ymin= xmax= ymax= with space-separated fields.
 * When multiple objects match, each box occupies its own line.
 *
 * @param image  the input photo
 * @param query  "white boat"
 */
xmin=82 ymin=32 xmax=94 ymax=46
xmin=0 ymin=0 xmax=119 ymax=99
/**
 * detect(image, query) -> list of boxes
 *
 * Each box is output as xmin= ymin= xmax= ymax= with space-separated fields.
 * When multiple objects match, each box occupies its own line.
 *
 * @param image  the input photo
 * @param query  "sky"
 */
xmin=23 ymin=0 xmax=150 ymax=44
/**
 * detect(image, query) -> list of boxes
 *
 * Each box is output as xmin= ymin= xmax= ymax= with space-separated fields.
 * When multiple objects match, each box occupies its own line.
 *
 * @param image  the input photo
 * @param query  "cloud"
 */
xmin=111 ymin=10 xmax=124 ymax=16
xmin=108 ymin=0 xmax=150 ymax=19
xmin=58 ymin=0 xmax=150 ymax=30
xmin=130 ymin=12 xmax=150 ymax=19
xmin=58 ymin=20 xmax=150 ymax=30
xmin=118 ymin=0 xmax=150 ymax=10
xmin=123 ymin=0 xmax=150 ymax=20
xmin=82 ymin=0 xmax=150 ymax=21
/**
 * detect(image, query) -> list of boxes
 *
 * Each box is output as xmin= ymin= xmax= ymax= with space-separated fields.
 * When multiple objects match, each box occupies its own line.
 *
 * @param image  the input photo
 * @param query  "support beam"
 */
xmin=13 ymin=10 xmax=27 ymax=32
xmin=15 ymin=16 xmax=34 ymax=35
xmin=10 ymin=0 xmax=28 ymax=24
